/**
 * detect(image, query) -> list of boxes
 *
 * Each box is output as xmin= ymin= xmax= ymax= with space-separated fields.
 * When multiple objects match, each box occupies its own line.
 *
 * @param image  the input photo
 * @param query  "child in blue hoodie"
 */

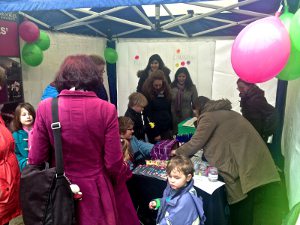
xmin=149 ymin=155 xmax=206 ymax=225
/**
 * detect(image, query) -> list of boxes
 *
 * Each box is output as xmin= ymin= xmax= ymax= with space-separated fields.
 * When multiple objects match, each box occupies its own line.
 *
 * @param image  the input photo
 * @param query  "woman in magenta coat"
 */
xmin=28 ymin=55 xmax=139 ymax=225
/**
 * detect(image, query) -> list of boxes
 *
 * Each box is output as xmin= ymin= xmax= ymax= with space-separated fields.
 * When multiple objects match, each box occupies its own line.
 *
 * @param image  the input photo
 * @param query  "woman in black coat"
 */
xmin=136 ymin=54 xmax=171 ymax=93
xmin=142 ymin=70 xmax=172 ymax=143
xmin=237 ymin=78 xmax=279 ymax=142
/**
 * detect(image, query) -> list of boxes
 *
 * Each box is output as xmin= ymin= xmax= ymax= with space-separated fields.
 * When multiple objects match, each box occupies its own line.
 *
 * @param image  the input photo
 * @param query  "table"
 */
xmin=127 ymin=174 xmax=229 ymax=225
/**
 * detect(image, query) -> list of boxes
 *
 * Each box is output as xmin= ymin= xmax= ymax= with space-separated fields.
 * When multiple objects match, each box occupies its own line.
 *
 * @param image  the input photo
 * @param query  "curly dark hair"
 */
xmin=12 ymin=102 xmax=36 ymax=132
xmin=55 ymin=55 xmax=101 ymax=93
xmin=171 ymin=67 xmax=194 ymax=90
xmin=142 ymin=70 xmax=171 ymax=101
xmin=144 ymin=54 xmax=166 ymax=72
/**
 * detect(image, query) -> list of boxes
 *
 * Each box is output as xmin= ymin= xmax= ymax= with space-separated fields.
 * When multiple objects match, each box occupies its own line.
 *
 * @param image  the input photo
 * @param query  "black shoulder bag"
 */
xmin=20 ymin=98 xmax=76 ymax=225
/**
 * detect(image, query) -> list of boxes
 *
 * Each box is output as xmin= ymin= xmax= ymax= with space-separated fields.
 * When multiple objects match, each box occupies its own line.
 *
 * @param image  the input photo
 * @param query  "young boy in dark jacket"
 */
xmin=149 ymin=155 xmax=205 ymax=225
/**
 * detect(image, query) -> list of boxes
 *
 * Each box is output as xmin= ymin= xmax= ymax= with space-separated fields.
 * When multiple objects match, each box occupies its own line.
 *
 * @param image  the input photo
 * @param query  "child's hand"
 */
xmin=149 ymin=201 xmax=156 ymax=210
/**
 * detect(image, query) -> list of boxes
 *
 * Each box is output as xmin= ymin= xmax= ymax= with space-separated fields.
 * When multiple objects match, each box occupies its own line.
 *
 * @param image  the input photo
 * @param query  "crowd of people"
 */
xmin=0 ymin=53 xmax=281 ymax=225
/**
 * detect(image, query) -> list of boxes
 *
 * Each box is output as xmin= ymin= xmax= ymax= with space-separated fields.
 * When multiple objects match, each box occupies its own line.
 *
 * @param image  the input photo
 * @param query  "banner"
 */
xmin=0 ymin=13 xmax=19 ymax=57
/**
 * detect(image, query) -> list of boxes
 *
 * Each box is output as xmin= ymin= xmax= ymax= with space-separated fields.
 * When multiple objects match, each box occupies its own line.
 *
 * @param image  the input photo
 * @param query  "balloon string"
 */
xmin=275 ymin=4 xmax=283 ymax=17
xmin=283 ymin=0 xmax=289 ymax=12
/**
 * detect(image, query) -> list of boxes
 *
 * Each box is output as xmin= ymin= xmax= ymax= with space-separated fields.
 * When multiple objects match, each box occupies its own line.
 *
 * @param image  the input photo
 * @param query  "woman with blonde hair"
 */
xmin=118 ymin=116 xmax=153 ymax=169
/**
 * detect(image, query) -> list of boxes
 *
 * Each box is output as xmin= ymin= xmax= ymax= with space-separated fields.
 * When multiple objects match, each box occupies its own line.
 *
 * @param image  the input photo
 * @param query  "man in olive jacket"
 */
xmin=173 ymin=98 xmax=280 ymax=225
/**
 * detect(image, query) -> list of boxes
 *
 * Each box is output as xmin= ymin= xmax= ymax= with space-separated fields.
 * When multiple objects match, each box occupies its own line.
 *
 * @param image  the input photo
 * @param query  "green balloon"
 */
xmin=277 ymin=11 xmax=300 ymax=80
xmin=280 ymin=10 xmax=294 ymax=31
xmin=35 ymin=30 xmax=50 ymax=51
xmin=104 ymin=48 xmax=118 ymax=64
xmin=290 ymin=8 xmax=300 ymax=51
xmin=277 ymin=44 xmax=300 ymax=80
xmin=22 ymin=43 xmax=43 ymax=67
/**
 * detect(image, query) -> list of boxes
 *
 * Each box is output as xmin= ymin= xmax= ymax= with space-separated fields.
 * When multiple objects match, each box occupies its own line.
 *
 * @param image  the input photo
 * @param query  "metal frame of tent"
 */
xmin=4 ymin=0 xmax=290 ymax=38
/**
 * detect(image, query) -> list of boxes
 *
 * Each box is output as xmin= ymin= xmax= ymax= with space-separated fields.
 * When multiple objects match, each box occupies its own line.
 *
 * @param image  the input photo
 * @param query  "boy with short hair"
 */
xmin=149 ymin=155 xmax=206 ymax=225
xmin=125 ymin=92 xmax=148 ymax=140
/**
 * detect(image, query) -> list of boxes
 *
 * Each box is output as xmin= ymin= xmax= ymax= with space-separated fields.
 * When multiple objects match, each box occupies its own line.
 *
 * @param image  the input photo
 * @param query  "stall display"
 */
xmin=132 ymin=160 xmax=168 ymax=181
xmin=177 ymin=117 xmax=196 ymax=135
xmin=150 ymin=140 xmax=177 ymax=160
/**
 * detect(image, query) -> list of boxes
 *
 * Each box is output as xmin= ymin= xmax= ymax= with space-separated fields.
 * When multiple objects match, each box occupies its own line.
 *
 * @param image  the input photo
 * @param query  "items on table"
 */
xmin=146 ymin=159 xmax=168 ymax=167
xmin=133 ymin=163 xmax=168 ymax=181
xmin=176 ymin=133 xmax=194 ymax=144
xmin=150 ymin=139 xmax=177 ymax=160
xmin=177 ymin=117 xmax=197 ymax=136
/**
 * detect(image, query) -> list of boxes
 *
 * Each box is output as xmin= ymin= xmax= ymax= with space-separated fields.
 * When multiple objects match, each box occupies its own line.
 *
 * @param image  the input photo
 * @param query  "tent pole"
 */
xmin=191 ymin=18 xmax=257 ymax=37
xmin=162 ymin=4 xmax=189 ymax=37
xmin=18 ymin=12 xmax=51 ymax=28
xmin=54 ymin=7 xmax=127 ymax=30
xmin=112 ymin=17 xmax=181 ymax=38
xmin=188 ymin=2 xmax=271 ymax=18
xmin=60 ymin=10 xmax=107 ymax=37
xmin=106 ymin=40 xmax=117 ymax=107
xmin=155 ymin=4 xmax=160 ymax=30
xmin=132 ymin=6 xmax=155 ymax=29
xmin=161 ymin=0 xmax=260 ymax=30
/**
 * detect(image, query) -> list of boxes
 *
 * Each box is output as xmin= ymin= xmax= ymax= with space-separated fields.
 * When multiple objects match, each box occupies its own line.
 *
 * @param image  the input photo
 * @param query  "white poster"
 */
xmin=116 ymin=38 xmax=215 ymax=115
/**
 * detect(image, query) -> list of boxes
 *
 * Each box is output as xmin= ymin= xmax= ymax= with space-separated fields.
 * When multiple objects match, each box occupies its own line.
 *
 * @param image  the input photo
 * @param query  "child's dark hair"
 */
xmin=166 ymin=155 xmax=194 ymax=177
xmin=12 ymin=102 xmax=36 ymax=131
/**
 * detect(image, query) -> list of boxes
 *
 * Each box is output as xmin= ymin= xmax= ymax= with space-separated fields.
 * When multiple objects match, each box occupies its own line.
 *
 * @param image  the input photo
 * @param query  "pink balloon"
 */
xmin=19 ymin=21 xmax=40 ymax=43
xmin=231 ymin=16 xmax=290 ymax=83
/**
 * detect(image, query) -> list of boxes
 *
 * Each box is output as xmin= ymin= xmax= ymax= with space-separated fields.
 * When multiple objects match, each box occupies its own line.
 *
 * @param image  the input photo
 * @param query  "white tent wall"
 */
xmin=21 ymin=31 xmax=107 ymax=108
xmin=282 ymin=78 xmax=300 ymax=210
xmin=116 ymin=38 xmax=277 ymax=116
xmin=116 ymin=37 xmax=215 ymax=115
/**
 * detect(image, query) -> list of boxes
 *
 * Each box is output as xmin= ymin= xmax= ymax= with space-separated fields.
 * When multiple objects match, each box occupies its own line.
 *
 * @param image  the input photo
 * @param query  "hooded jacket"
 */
xmin=239 ymin=85 xmax=278 ymax=141
xmin=41 ymin=84 xmax=59 ymax=100
xmin=156 ymin=179 xmax=206 ymax=225
xmin=12 ymin=129 xmax=29 ymax=171
xmin=176 ymin=99 xmax=280 ymax=204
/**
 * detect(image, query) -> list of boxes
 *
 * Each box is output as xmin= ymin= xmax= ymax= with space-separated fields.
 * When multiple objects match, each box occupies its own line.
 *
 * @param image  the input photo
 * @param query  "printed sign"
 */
xmin=0 ymin=19 xmax=19 ymax=57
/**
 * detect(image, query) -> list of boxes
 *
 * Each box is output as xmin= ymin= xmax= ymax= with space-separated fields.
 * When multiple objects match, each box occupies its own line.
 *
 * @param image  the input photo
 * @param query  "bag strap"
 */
xmin=51 ymin=97 xmax=64 ymax=177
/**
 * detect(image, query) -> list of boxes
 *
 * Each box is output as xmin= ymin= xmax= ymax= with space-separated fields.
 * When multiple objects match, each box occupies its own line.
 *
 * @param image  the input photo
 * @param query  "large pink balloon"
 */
xmin=231 ymin=16 xmax=290 ymax=83
xmin=19 ymin=21 xmax=40 ymax=43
